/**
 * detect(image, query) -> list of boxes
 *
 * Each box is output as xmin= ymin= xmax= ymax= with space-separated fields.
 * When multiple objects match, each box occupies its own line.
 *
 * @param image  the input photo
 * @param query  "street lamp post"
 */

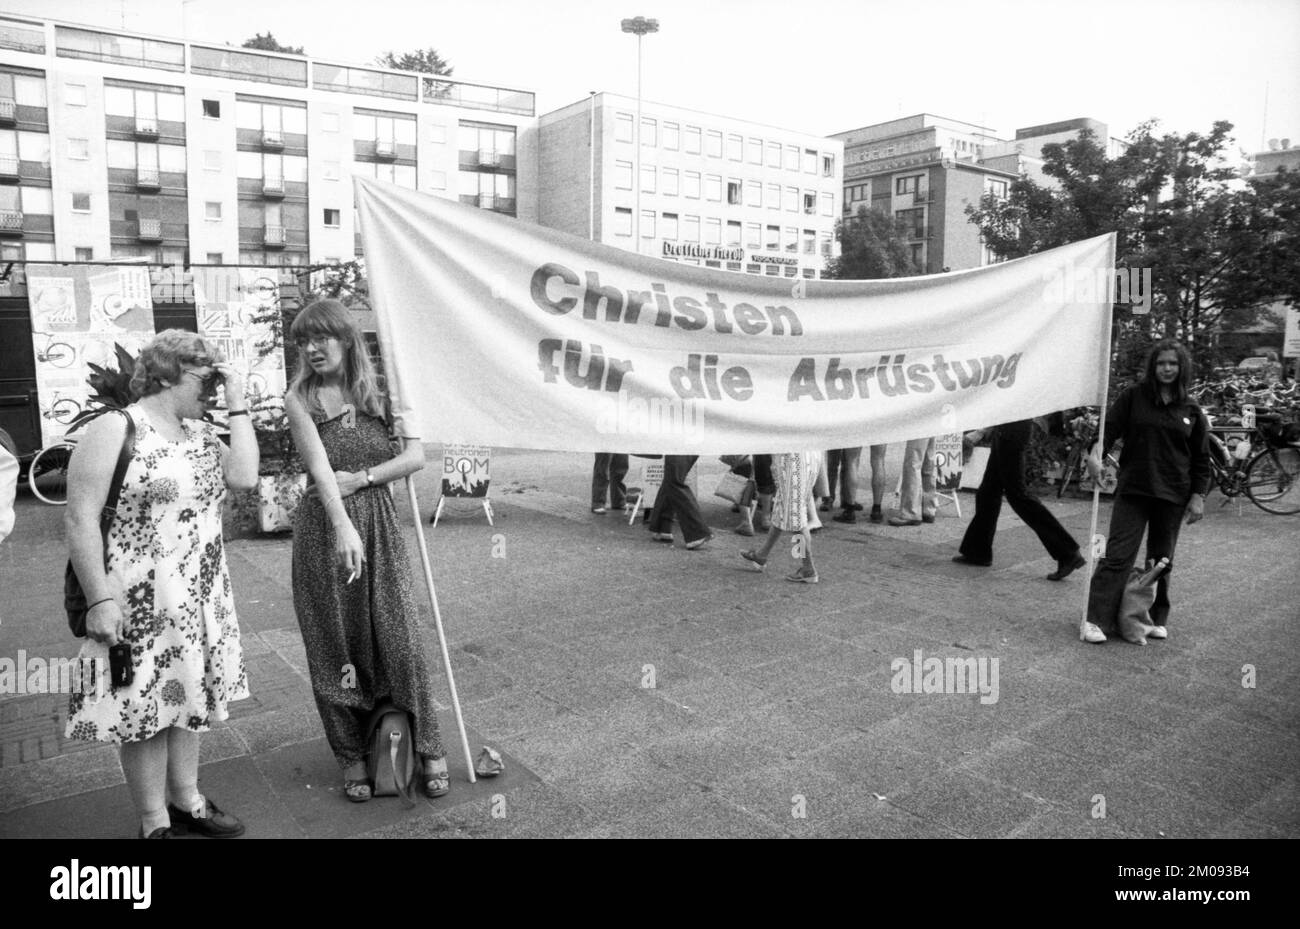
xmin=621 ymin=16 xmax=658 ymax=255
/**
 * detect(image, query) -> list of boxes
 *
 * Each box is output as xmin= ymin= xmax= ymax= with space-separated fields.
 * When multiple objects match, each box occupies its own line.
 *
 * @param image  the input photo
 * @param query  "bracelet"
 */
xmin=227 ymin=409 xmax=249 ymax=418
xmin=87 ymin=597 xmax=114 ymax=611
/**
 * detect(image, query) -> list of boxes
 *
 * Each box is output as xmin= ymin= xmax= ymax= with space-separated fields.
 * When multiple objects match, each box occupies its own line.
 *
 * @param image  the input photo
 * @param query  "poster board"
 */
xmin=933 ymin=433 xmax=964 ymax=491
xmin=190 ymin=268 xmax=288 ymax=423
xmin=26 ymin=264 xmax=155 ymax=445
xmin=440 ymin=444 xmax=491 ymax=497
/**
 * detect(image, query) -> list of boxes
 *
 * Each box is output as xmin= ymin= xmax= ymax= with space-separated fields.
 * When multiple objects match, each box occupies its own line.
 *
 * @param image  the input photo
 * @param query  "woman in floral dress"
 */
xmin=66 ymin=330 xmax=258 ymax=838
xmin=739 ymin=451 xmax=821 ymax=583
xmin=285 ymin=299 xmax=446 ymax=802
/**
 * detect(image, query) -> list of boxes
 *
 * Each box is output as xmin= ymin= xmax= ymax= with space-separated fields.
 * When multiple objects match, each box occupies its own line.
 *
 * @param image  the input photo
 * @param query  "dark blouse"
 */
xmin=1102 ymin=384 xmax=1211 ymax=504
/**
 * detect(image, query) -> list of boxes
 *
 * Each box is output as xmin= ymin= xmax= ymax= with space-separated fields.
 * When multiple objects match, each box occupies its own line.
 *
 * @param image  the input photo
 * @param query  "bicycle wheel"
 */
xmin=45 ymin=341 xmax=76 ymax=368
xmin=27 ymin=442 xmax=75 ymax=505
xmin=1244 ymin=446 xmax=1300 ymax=515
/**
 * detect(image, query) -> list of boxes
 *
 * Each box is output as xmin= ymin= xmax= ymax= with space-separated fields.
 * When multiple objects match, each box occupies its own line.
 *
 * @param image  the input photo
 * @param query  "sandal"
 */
xmin=740 ymin=549 xmax=767 ymax=571
xmin=343 ymin=778 xmax=372 ymax=803
xmin=786 ymin=567 xmax=819 ymax=584
xmin=422 ymin=758 xmax=449 ymax=798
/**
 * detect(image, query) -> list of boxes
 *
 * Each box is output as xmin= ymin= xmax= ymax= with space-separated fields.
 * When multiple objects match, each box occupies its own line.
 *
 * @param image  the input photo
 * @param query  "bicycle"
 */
xmin=41 ymin=392 xmax=83 ymax=425
xmin=34 ymin=333 xmax=76 ymax=368
xmin=1206 ymin=422 xmax=1300 ymax=515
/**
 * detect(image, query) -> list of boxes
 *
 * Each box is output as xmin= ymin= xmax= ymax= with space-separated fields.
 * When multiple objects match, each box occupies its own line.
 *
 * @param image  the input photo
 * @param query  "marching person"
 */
xmin=647 ymin=454 xmax=712 ymax=549
xmin=1082 ymin=339 xmax=1210 ymax=644
xmin=740 ymin=451 xmax=821 ymax=583
xmin=65 ymin=330 xmax=257 ymax=838
xmin=591 ymin=452 xmax=629 ymax=514
xmin=286 ymin=299 xmax=448 ymax=800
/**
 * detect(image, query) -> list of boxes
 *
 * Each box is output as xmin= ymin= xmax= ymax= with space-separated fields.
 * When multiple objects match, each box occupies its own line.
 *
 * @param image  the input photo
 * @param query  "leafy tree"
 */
xmin=967 ymin=120 xmax=1294 ymax=374
xmin=242 ymin=32 xmax=305 ymax=55
xmin=823 ymin=206 xmax=919 ymax=280
xmin=375 ymin=48 xmax=453 ymax=76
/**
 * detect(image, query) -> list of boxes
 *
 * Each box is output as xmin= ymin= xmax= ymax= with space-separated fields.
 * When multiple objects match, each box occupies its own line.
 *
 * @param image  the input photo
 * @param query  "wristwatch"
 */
xmin=365 ymin=470 xmax=375 ymax=486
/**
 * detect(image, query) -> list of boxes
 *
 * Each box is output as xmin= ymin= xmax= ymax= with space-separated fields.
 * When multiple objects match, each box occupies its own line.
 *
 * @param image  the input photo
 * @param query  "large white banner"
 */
xmin=356 ymin=177 xmax=1114 ymax=454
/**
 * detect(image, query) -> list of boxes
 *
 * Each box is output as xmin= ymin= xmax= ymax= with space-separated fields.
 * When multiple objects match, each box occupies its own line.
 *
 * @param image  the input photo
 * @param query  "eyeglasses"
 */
xmin=183 ymin=370 xmax=224 ymax=395
xmin=294 ymin=334 xmax=339 ymax=350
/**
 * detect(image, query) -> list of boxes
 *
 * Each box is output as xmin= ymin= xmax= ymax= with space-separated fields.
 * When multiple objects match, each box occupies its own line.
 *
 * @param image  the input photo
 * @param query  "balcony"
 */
xmin=0 ymin=154 xmax=18 ymax=181
xmin=135 ymin=168 xmax=161 ymax=190
xmin=478 ymin=150 xmax=500 ymax=168
xmin=137 ymin=218 xmax=162 ymax=241
xmin=133 ymin=117 xmax=159 ymax=139
xmin=0 ymin=209 xmax=23 ymax=234
xmin=913 ymin=189 xmax=934 ymax=205
xmin=0 ymin=98 xmax=15 ymax=125
xmin=263 ymin=225 xmax=287 ymax=247
xmin=262 ymin=177 xmax=285 ymax=198
xmin=261 ymin=130 xmax=284 ymax=150
xmin=907 ymin=225 xmax=931 ymax=240
xmin=375 ymin=139 xmax=396 ymax=160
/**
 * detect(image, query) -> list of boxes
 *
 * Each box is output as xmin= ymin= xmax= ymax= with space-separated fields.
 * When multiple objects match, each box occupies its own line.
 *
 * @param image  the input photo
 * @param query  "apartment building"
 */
xmin=539 ymin=93 xmax=842 ymax=279
xmin=0 ymin=13 xmax=538 ymax=268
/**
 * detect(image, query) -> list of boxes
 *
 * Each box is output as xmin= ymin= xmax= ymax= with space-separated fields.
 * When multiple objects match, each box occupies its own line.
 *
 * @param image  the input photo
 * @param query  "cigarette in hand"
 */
xmin=346 ymin=570 xmax=358 ymax=584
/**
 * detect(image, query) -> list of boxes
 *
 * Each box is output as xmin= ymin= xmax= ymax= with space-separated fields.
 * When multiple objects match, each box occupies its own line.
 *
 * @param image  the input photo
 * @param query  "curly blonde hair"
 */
xmin=130 ymin=329 xmax=224 ymax=399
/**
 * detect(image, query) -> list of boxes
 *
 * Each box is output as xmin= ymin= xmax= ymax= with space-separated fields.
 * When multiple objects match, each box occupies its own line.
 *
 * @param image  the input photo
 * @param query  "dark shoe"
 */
xmin=785 ymin=566 xmax=820 ymax=584
xmin=869 ymin=506 xmax=883 ymax=523
xmin=740 ymin=549 xmax=767 ymax=571
xmin=139 ymin=825 xmax=175 ymax=838
xmin=850 ymin=503 xmax=864 ymax=511
xmin=422 ymin=758 xmax=449 ymax=798
xmin=651 ymin=532 xmax=674 ymax=542
xmin=1047 ymin=552 xmax=1087 ymax=581
xmin=167 ymin=798 xmax=245 ymax=838
xmin=921 ymin=514 xmax=936 ymax=524
xmin=952 ymin=554 xmax=992 ymax=567
xmin=832 ymin=510 xmax=856 ymax=524
xmin=819 ymin=496 xmax=833 ymax=512
xmin=685 ymin=533 xmax=713 ymax=550
xmin=888 ymin=516 xmax=921 ymax=527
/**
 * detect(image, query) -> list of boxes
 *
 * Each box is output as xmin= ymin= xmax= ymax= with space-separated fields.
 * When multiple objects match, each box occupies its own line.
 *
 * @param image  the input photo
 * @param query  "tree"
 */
xmin=375 ymin=48 xmax=453 ymax=76
xmin=823 ymin=206 xmax=919 ymax=280
xmin=967 ymin=121 xmax=1295 ymax=374
xmin=242 ymin=32 xmax=305 ymax=55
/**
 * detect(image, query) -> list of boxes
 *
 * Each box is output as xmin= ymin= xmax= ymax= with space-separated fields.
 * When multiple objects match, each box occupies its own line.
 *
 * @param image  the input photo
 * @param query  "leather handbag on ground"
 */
xmin=65 ymin=409 xmax=136 ymax=638
xmin=365 ymin=700 xmax=417 ymax=805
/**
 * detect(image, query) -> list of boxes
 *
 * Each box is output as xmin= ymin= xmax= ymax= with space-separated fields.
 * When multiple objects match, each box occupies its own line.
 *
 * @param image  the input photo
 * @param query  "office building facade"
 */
xmin=539 ymin=93 xmax=842 ymax=279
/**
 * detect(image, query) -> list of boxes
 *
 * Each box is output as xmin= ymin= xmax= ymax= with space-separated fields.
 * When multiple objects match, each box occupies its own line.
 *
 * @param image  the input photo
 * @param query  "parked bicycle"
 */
xmin=1205 ymin=414 xmax=1300 ymax=515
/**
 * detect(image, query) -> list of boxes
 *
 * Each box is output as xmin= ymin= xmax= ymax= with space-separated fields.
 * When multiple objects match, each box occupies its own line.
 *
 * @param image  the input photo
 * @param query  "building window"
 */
xmin=705 ymin=174 xmax=722 ymax=202
xmin=662 ymin=167 xmax=679 ymax=197
xmin=206 ymin=252 xmax=223 ymax=264
xmin=820 ymin=232 xmax=833 ymax=257
xmin=767 ymin=182 xmax=781 ymax=210
xmin=820 ymin=191 xmax=834 ymax=217
xmin=897 ymin=208 xmax=925 ymax=238
xmin=803 ymin=191 xmax=817 ymax=215
xmin=641 ymin=163 xmax=656 ymax=193
xmin=765 ymin=263 xmax=780 ymax=276
xmin=896 ymin=175 xmax=922 ymax=195
xmin=784 ymin=144 xmax=799 ymax=172
xmin=747 ymin=264 xmax=761 ymax=275
xmin=747 ymin=137 xmax=763 ymax=165
xmin=662 ymin=211 xmax=678 ymax=240
xmin=766 ymin=141 xmax=781 ymax=168
xmin=75 ymin=247 xmax=93 ymax=261
xmin=784 ymin=265 xmax=798 ymax=278
xmin=784 ymin=226 xmax=798 ymax=252
xmin=614 ymin=206 xmax=632 ymax=237
xmin=726 ymin=221 xmax=741 ymax=247
xmin=726 ymin=179 xmax=741 ymax=205
xmin=641 ymin=117 xmax=656 ymax=147
xmin=803 ymin=229 xmax=815 ymax=254
xmin=745 ymin=222 xmax=761 ymax=250
xmin=783 ymin=186 xmax=798 ymax=212
xmin=205 ymin=201 xmax=222 ymax=221
xmin=614 ymin=112 xmax=633 ymax=143
xmin=822 ymin=153 xmax=835 ymax=177
xmin=683 ymin=214 xmax=700 ymax=242
xmin=662 ymin=122 xmax=679 ymax=150
xmin=71 ymin=193 xmax=91 ymax=212
xmin=802 ymin=268 xmax=815 ymax=279
xmin=66 ymin=83 xmax=87 ymax=106
xmin=985 ymin=178 xmax=1008 ymax=199
xmin=705 ymin=130 xmax=722 ymax=159
xmin=910 ymin=243 xmax=924 ymax=268
xmin=727 ymin=134 xmax=742 ymax=161
xmin=745 ymin=180 xmax=761 ymax=208
xmin=614 ymin=160 xmax=633 ymax=190
xmin=684 ymin=171 xmax=700 ymax=199
xmin=202 ymin=98 xmax=220 ymax=118
xmin=641 ymin=209 xmax=655 ymax=239
xmin=704 ymin=217 xmax=721 ymax=244
xmin=765 ymin=224 xmax=780 ymax=251
xmin=803 ymin=149 xmax=818 ymax=174
xmin=69 ymin=138 xmax=89 ymax=160
xmin=324 ymin=208 xmax=340 ymax=227
xmin=683 ymin=126 xmax=701 ymax=155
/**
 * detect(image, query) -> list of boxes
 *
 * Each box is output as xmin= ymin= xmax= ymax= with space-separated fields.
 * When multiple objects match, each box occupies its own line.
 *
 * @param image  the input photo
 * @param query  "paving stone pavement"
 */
xmin=1 ymin=447 xmax=1297 ymax=839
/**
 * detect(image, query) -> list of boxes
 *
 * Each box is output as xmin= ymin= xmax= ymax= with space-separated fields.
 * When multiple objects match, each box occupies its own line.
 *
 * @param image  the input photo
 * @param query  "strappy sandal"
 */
xmin=422 ymin=758 xmax=449 ymax=798
xmin=343 ymin=778 xmax=372 ymax=803
xmin=786 ymin=566 xmax=819 ymax=584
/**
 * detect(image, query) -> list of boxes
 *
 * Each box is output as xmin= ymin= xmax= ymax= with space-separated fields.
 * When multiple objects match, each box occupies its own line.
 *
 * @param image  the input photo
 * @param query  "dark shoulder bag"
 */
xmin=65 ymin=410 xmax=136 ymax=638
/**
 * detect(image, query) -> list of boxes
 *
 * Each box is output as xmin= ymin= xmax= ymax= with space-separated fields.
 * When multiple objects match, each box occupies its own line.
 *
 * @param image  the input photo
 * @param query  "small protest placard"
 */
xmin=441 ymin=445 xmax=491 ymax=498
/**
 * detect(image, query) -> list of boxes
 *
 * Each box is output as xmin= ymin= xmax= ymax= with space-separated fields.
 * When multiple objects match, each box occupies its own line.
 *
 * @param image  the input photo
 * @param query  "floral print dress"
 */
xmin=66 ymin=405 xmax=248 ymax=744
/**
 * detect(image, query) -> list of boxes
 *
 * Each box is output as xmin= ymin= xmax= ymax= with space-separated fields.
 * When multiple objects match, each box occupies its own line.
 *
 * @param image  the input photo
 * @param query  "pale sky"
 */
xmin=7 ymin=0 xmax=1299 ymax=158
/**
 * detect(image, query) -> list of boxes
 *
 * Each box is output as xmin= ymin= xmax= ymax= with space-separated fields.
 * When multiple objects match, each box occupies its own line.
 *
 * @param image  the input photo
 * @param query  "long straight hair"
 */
xmin=1141 ymin=338 xmax=1193 ymax=406
xmin=288 ymin=299 xmax=386 ymax=419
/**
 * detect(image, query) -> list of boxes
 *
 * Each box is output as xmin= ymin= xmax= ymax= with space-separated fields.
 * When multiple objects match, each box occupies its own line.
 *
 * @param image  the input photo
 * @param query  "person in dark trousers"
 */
xmin=647 ymin=454 xmax=712 ymax=549
xmin=953 ymin=419 xmax=1085 ymax=579
xmin=591 ymin=453 xmax=629 ymax=514
xmin=1082 ymin=339 xmax=1209 ymax=645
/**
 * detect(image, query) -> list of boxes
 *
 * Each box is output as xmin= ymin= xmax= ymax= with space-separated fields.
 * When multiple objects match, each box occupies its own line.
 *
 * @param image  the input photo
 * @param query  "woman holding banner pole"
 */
xmin=285 ymin=299 xmax=448 ymax=801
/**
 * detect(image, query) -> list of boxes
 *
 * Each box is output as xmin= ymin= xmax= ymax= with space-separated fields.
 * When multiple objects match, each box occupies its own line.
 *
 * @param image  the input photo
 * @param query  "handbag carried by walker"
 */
xmin=65 ymin=409 xmax=136 ymax=638
xmin=365 ymin=700 xmax=418 ymax=805
xmin=713 ymin=470 xmax=755 ymax=506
